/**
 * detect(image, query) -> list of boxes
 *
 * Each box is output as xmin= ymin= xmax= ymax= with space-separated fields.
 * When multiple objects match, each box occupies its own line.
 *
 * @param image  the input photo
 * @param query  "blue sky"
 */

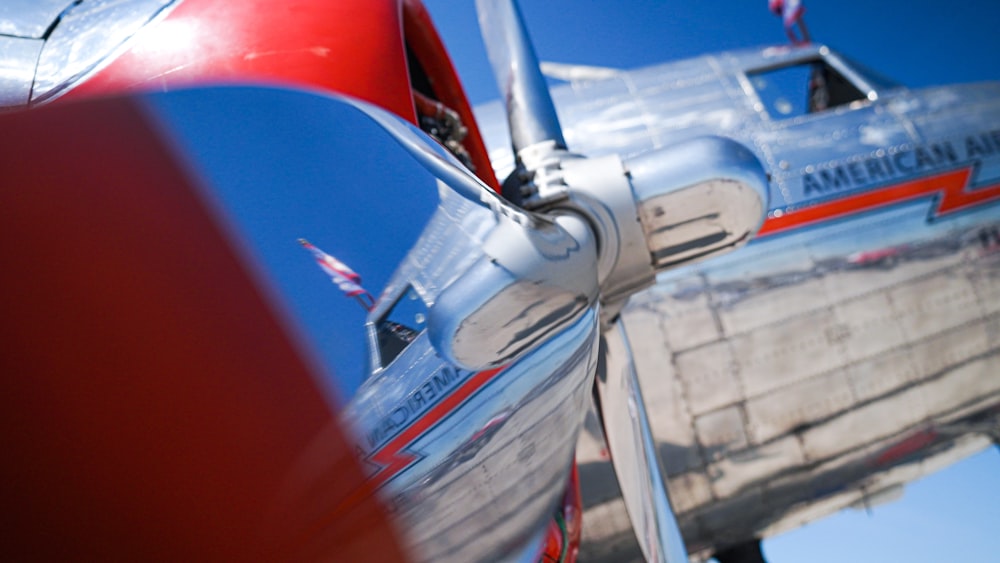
xmin=425 ymin=0 xmax=1000 ymax=105
xmin=150 ymin=88 xmax=442 ymax=399
xmin=420 ymin=1 xmax=1000 ymax=561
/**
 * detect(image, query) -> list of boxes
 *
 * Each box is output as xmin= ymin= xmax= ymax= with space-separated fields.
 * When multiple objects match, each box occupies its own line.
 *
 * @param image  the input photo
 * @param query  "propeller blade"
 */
xmin=475 ymin=0 xmax=566 ymax=154
xmin=473 ymin=7 xmax=768 ymax=560
xmin=596 ymin=321 xmax=690 ymax=563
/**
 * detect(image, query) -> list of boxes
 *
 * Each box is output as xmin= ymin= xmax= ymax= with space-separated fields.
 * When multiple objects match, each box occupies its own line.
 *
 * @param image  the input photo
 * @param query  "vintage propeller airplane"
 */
xmin=1 ymin=2 xmax=997 ymax=563
xmin=438 ymin=2 xmax=1000 ymax=562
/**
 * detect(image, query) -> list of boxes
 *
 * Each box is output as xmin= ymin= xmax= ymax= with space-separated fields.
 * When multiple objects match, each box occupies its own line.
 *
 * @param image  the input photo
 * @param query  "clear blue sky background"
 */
xmin=419 ymin=1 xmax=1000 ymax=561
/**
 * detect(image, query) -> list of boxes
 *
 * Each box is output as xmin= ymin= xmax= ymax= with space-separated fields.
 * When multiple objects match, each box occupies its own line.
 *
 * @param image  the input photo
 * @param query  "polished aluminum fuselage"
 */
xmin=346 ymin=309 xmax=599 ymax=562
xmin=339 ymin=147 xmax=602 ymax=560
xmin=477 ymin=43 xmax=1000 ymax=558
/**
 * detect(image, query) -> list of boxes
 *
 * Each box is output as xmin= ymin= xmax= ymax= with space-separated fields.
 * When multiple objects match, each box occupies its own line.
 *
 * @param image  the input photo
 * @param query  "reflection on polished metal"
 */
xmin=472 ymin=1 xmax=773 ymax=559
xmin=428 ymin=212 xmax=598 ymax=370
xmin=542 ymin=135 xmax=769 ymax=562
xmin=344 ymin=165 xmax=603 ymax=559
xmin=626 ymin=137 xmax=769 ymax=270
xmin=386 ymin=128 xmax=768 ymax=559
xmin=475 ymin=0 xmax=566 ymax=154
xmin=9 ymin=0 xmax=1000 ymax=559
xmin=551 ymin=137 xmax=771 ymax=323
xmin=597 ymin=324 xmax=689 ymax=563
xmin=0 ymin=0 xmax=179 ymax=108
xmin=579 ymin=216 xmax=1000 ymax=561
xmin=34 ymin=0 xmax=178 ymax=103
xmin=336 ymin=43 xmax=770 ymax=556
xmin=470 ymin=39 xmax=1000 ymax=561
xmin=307 ymin=91 xmax=602 ymax=561
xmin=0 ymin=1 xmax=75 ymax=39
xmin=0 ymin=37 xmax=42 ymax=107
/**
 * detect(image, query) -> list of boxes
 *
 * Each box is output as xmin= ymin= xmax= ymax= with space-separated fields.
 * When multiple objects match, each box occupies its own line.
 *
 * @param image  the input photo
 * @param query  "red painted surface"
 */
xmin=559 ymin=462 xmax=583 ymax=563
xmin=873 ymin=429 xmax=939 ymax=467
xmin=64 ymin=0 xmax=501 ymax=191
xmin=846 ymin=246 xmax=903 ymax=266
xmin=759 ymin=167 xmax=1000 ymax=237
xmin=37 ymin=0 xmax=557 ymax=556
xmin=67 ymin=0 xmax=416 ymax=121
xmin=0 ymin=97 xmax=407 ymax=561
xmin=542 ymin=518 xmax=566 ymax=562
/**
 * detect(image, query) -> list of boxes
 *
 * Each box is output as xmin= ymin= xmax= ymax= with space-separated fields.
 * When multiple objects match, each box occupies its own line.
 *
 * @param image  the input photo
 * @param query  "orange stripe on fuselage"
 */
xmin=326 ymin=365 xmax=508 ymax=528
xmin=367 ymin=365 xmax=507 ymax=488
xmin=758 ymin=167 xmax=1000 ymax=237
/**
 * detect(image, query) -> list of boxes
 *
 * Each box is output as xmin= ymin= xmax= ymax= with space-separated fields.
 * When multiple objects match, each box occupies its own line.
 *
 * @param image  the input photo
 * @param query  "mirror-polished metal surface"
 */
xmin=472 ymin=4 xmax=773 ymax=557
xmin=5 ymin=0 xmax=998 ymax=559
xmin=627 ymin=136 xmax=769 ymax=270
xmin=144 ymin=86 xmax=605 ymax=562
xmin=428 ymin=211 xmax=598 ymax=370
xmin=0 ymin=37 xmax=42 ymax=107
xmin=472 ymin=42 xmax=1000 ymax=560
xmin=321 ymin=60 xmax=770 ymax=560
xmin=475 ymin=0 xmax=566 ymax=154
xmin=343 ymin=140 xmax=603 ymax=559
xmin=549 ymin=138 xmax=770 ymax=325
xmin=34 ymin=0 xmax=179 ymax=103
xmin=597 ymin=322 xmax=689 ymax=563
xmin=0 ymin=1 xmax=182 ymax=108
xmin=590 ymin=204 xmax=1000 ymax=560
xmin=0 ymin=0 xmax=73 ymax=38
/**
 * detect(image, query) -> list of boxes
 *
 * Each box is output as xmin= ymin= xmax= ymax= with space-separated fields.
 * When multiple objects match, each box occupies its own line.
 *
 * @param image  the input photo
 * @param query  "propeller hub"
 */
xmin=542 ymin=136 xmax=771 ymax=323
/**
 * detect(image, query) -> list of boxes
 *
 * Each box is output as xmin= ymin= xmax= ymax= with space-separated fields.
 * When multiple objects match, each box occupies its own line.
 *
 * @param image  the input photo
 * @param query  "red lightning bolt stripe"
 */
xmin=366 ymin=365 xmax=506 ymax=488
xmin=326 ymin=365 xmax=508 ymax=526
xmin=758 ymin=167 xmax=1000 ymax=238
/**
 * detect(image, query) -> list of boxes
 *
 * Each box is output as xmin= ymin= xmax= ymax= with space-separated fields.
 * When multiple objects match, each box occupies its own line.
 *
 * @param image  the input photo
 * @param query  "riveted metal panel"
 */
xmin=744 ymin=370 xmax=854 ymax=444
xmin=676 ymin=341 xmax=742 ymax=417
xmin=632 ymin=277 xmax=721 ymax=352
xmin=665 ymin=471 xmax=714 ymax=515
xmin=733 ymin=309 xmax=845 ymax=398
xmin=831 ymin=290 xmax=907 ymax=363
xmin=707 ymin=436 xmax=805 ymax=499
xmin=908 ymin=321 xmax=992 ymax=386
xmin=624 ymin=308 xmax=704 ymax=474
xmin=845 ymin=347 xmax=919 ymax=403
xmin=800 ymin=384 xmax=927 ymax=461
xmin=890 ymin=271 xmax=980 ymax=342
xmin=694 ymin=406 xmax=749 ymax=463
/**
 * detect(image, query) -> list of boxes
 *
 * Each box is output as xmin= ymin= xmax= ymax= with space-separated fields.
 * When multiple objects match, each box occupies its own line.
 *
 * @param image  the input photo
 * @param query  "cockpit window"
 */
xmin=748 ymin=59 xmax=867 ymax=119
xmin=376 ymin=285 xmax=428 ymax=368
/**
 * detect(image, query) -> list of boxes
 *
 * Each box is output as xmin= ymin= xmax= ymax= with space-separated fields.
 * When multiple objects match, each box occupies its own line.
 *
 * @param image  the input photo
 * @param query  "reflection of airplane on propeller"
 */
xmin=1 ymin=1 xmax=998 ymax=562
